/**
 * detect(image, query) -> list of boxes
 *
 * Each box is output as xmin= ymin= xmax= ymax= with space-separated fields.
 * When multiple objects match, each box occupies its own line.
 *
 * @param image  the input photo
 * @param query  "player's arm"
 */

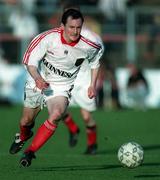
xmin=88 ymin=67 xmax=99 ymax=99
xmin=26 ymin=65 xmax=49 ymax=90
xmin=23 ymin=33 xmax=50 ymax=90
xmin=88 ymin=43 xmax=104 ymax=99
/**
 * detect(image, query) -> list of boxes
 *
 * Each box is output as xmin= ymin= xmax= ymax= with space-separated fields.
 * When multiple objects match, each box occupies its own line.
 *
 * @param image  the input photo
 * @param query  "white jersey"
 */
xmin=74 ymin=27 xmax=104 ymax=86
xmin=70 ymin=27 xmax=104 ymax=111
xmin=23 ymin=28 xmax=102 ymax=90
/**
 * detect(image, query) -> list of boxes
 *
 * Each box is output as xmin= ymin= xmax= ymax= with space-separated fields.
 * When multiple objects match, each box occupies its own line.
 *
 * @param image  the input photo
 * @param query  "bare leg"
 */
xmin=81 ymin=108 xmax=97 ymax=154
xmin=24 ymin=96 xmax=69 ymax=153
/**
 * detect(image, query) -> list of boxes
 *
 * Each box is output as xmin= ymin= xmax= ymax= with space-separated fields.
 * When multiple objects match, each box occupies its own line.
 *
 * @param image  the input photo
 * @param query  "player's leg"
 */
xmin=9 ymin=86 xmax=43 ymax=154
xmin=20 ymin=96 xmax=69 ymax=167
xmin=80 ymin=108 xmax=97 ymax=155
xmin=62 ymin=112 xmax=80 ymax=147
xmin=61 ymin=89 xmax=80 ymax=147
xmin=20 ymin=107 xmax=40 ymax=140
xmin=9 ymin=106 xmax=40 ymax=154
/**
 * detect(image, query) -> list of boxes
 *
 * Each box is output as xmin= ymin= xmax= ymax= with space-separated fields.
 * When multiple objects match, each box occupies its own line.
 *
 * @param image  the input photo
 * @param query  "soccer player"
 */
xmin=59 ymin=4 xmax=104 ymax=154
xmin=126 ymin=63 xmax=149 ymax=109
xmin=62 ymin=27 xmax=104 ymax=154
xmin=9 ymin=9 xmax=103 ymax=167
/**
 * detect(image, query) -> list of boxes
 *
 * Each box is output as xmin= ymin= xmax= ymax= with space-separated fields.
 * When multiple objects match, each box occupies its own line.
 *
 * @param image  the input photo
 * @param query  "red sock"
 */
xmin=20 ymin=123 xmax=34 ymax=141
xmin=86 ymin=125 xmax=97 ymax=146
xmin=25 ymin=120 xmax=57 ymax=152
xmin=63 ymin=114 xmax=78 ymax=133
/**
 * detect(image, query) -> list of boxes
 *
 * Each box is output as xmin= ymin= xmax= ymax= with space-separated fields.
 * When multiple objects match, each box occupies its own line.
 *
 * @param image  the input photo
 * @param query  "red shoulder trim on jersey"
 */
xmin=81 ymin=36 xmax=101 ymax=49
xmin=23 ymin=28 xmax=61 ymax=64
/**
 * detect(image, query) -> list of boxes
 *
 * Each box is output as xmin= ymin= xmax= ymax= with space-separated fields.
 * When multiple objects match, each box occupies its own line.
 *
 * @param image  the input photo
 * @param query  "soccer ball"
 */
xmin=117 ymin=142 xmax=144 ymax=168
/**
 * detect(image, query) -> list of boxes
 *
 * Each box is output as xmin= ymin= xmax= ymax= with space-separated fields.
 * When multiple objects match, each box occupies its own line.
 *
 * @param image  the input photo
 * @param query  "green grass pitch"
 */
xmin=0 ymin=105 xmax=160 ymax=180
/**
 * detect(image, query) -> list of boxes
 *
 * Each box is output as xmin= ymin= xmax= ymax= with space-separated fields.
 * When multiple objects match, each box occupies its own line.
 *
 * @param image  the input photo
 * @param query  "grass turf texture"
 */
xmin=0 ymin=105 xmax=160 ymax=180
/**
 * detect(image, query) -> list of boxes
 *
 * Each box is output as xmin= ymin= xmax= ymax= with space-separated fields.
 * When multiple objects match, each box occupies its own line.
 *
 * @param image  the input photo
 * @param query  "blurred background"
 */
xmin=0 ymin=0 xmax=160 ymax=109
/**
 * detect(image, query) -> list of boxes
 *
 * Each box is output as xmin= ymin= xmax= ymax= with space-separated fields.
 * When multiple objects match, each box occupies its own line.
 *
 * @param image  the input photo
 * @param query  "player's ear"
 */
xmin=60 ymin=23 xmax=64 ymax=30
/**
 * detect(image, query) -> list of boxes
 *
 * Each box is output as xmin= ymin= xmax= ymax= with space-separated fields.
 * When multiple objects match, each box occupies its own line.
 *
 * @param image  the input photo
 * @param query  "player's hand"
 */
xmin=88 ymin=86 xmax=96 ymax=99
xmin=35 ymin=78 xmax=49 ymax=90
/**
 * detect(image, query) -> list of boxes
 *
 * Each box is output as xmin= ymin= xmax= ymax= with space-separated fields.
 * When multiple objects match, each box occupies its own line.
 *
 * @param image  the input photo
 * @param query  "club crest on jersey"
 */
xmin=64 ymin=50 xmax=68 ymax=55
xmin=75 ymin=58 xmax=85 ymax=66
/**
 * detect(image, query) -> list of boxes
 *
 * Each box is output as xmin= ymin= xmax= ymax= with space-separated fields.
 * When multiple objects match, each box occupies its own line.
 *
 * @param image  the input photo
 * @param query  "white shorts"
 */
xmin=23 ymin=87 xmax=44 ymax=108
xmin=69 ymin=64 xmax=96 ymax=112
xmin=70 ymin=85 xmax=96 ymax=112
xmin=24 ymin=81 xmax=73 ymax=108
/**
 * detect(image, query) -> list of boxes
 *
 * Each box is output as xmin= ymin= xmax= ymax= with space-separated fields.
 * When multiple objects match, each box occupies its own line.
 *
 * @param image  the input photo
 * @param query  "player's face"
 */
xmin=62 ymin=16 xmax=83 ymax=43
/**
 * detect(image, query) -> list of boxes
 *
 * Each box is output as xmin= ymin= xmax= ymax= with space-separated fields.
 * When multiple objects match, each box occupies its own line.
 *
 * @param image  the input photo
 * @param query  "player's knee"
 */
xmin=82 ymin=112 xmax=91 ymax=122
xmin=48 ymin=109 xmax=62 ymax=124
xmin=85 ymin=118 xmax=96 ymax=127
xmin=20 ymin=116 xmax=34 ymax=126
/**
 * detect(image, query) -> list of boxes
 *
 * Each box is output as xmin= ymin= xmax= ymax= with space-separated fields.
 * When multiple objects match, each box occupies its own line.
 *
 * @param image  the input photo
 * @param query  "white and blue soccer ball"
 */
xmin=118 ymin=142 xmax=144 ymax=168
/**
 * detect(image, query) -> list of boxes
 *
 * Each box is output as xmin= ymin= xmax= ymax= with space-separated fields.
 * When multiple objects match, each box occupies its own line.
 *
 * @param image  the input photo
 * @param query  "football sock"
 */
xmin=63 ymin=113 xmax=79 ymax=133
xmin=86 ymin=125 xmax=97 ymax=146
xmin=20 ymin=122 xmax=35 ymax=141
xmin=25 ymin=120 xmax=57 ymax=152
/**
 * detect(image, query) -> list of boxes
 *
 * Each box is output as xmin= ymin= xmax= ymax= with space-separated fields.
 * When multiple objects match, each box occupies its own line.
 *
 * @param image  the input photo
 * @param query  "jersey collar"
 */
xmin=60 ymin=30 xmax=80 ymax=46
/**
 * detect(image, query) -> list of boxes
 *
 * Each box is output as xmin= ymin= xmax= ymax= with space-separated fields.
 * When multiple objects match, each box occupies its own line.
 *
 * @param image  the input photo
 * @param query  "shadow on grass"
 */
xmin=32 ymin=164 xmax=122 ymax=172
xmin=97 ymin=149 xmax=116 ymax=155
xmin=143 ymin=144 xmax=160 ymax=151
xmin=142 ymin=162 xmax=160 ymax=167
xmin=135 ymin=174 xmax=160 ymax=178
